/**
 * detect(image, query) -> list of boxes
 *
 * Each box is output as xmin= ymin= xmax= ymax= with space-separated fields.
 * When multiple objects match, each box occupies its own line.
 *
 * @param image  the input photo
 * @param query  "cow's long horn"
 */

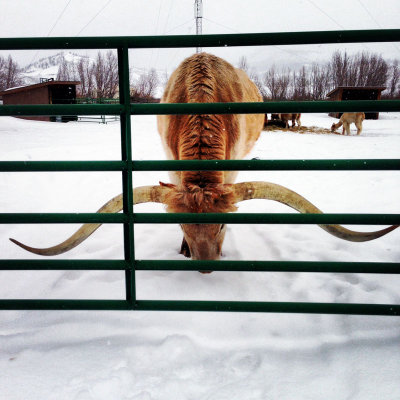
xmin=9 ymin=185 xmax=171 ymax=256
xmin=232 ymin=181 xmax=398 ymax=242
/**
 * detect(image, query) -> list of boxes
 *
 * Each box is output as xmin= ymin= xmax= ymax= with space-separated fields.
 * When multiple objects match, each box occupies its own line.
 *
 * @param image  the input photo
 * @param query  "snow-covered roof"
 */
xmin=0 ymin=80 xmax=80 ymax=96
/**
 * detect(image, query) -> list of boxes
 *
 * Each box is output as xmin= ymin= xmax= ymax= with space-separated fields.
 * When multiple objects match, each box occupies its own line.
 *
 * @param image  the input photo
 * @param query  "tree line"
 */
xmin=241 ymin=50 xmax=399 ymax=100
xmin=57 ymin=51 xmax=160 ymax=101
xmin=1 ymin=50 xmax=399 ymax=100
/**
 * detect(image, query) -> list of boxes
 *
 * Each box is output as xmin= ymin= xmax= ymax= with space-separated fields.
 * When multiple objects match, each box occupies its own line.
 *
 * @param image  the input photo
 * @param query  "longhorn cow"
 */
xmin=10 ymin=53 xmax=398 ymax=260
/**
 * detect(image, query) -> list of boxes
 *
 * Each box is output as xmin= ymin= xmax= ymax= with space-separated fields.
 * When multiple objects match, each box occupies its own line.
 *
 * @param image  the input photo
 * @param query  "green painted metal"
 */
xmin=1 ymin=212 xmax=399 ymax=224
xmin=135 ymin=300 xmax=400 ymax=316
xmin=0 ymin=29 xmax=399 ymax=50
xmin=134 ymin=260 xmax=400 ymax=274
xmin=1 ymin=299 xmax=397 ymax=316
xmin=0 ymin=300 xmax=131 ymax=310
xmin=1 ymin=159 xmax=399 ymax=172
xmin=0 ymin=29 xmax=399 ymax=315
xmin=0 ymin=161 xmax=126 ymax=172
xmin=0 ymin=213 xmax=126 ymax=223
xmin=132 ymin=213 xmax=400 ymax=225
xmin=129 ymin=100 xmax=400 ymax=115
xmin=0 ymin=260 xmax=128 ymax=270
xmin=118 ymin=46 xmax=136 ymax=306
xmin=1 ymin=259 xmax=398 ymax=274
xmin=132 ymin=159 xmax=400 ymax=171
xmin=1 ymin=100 xmax=400 ymax=116
xmin=0 ymin=104 xmax=122 ymax=116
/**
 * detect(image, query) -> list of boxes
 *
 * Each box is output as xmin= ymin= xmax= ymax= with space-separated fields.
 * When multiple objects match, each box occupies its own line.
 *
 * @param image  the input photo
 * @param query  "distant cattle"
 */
xmin=331 ymin=112 xmax=365 ymax=135
xmin=279 ymin=113 xmax=301 ymax=129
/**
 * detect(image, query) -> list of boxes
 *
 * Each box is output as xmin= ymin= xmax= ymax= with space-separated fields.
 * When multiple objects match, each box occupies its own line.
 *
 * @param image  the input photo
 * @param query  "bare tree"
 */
xmin=250 ymin=71 xmax=267 ymax=99
xmin=386 ymin=60 xmax=400 ymax=98
xmin=103 ymin=51 xmax=119 ymax=98
xmin=353 ymin=52 xmax=388 ymax=86
xmin=277 ymin=68 xmax=291 ymax=100
xmin=264 ymin=66 xmax=291 ymax=100
xmin=93 ymin=52 xmax=106 ymax=98
xmin=238 ymin=56 xmax=249 ymax=72
xmin=76 ymin=57 xmax=95 ymax=98
xmin=55 ymin=51 xmax=118 ymax=99
xmin=366 ymin=53 xmax=388 ymax=86
xmin=131 ymin=68 xmax=159 ymax=101
xmin=92 ymin=51 xmax=119 ymax=99
xmin=56 ymin=54 xmax=75 ymax=81
xmin=0 ymin=55 xmax=24 ymax=91
xmin=330 ymin=50 xmax=352 ymax=87
xmin=161 ymin=70 xmax=169 ymax=90
xmin=0 ymin=56 xmax=7 ymax=91
xmin=309 ymin=63 xmax=332 ymax=100
xmin=329 ymin=50 xmax=388 ymax=88
xmin=292 ymin=67 xmax=309 ymax=100
xmin=263 ymin=67 xmax=277 ymax=99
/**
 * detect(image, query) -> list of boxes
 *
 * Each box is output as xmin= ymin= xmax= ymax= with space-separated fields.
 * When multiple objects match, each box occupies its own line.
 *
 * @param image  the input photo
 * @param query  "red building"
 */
xmin=0 ymin=79 xmax=80 ymax=122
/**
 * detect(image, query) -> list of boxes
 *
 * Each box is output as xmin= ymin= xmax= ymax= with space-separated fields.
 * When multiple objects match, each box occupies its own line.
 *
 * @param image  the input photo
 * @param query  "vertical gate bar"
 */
xmin=118 ymin=46 xmax=136 ymax=308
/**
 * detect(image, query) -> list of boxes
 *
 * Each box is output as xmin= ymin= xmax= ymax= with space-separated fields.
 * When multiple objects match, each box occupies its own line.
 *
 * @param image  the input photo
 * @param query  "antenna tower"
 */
xmin=194 ymin=0 xmax=203 ymax=53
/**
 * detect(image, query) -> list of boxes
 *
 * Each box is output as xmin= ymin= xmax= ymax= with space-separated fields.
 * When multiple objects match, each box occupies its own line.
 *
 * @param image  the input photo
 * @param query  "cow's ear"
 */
xmin=159 ymin=181 xmax=175 ymax=189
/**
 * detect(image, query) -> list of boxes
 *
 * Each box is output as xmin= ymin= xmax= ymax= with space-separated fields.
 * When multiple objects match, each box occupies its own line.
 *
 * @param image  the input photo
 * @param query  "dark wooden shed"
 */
xmin=326 ymin=86 xmax=386 ymax=120
xmin=0 ymin=79 xmax=80 ymax=122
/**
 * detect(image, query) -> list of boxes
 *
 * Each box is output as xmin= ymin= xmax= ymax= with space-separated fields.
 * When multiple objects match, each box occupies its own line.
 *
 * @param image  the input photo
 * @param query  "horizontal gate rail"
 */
xmin=132 ymin=213 xmax=400 ymax=225
xmin=0 ymin=161 xmax=127 ymax=172
xmin=0 ymin=213 xmax=126 ymax=223
xmin=135 ymin=260 xmax=400 ymax=274
xmin=132 ymin=159 xmax=400 ymax=171
xmin=1 ymin=29 xmax=399 ymax=50
xmin=1 ymin=28 xmax=399 ymax=314
xmin=0 ymin=260 xmax=128 ymax=270
xmin=129 ymin=100 xmax=400 ymax=115
xmin=0 ymin=104 xmax=122 ymax=116
xmin=0 ymin=300 xmax=131 ymax=311
xmin=136 ymin=300 xmax=400 ymax=316
xmin=1 ymin=159 xmax=399 ymax=172
xmin=0 ymin=299 xmax=398 ymax=316
xmin=1 ymin=213 xmax=399 ymax=224
xmin=1 ymin=100 xmax=400 ymax=116
xmin=1 ymin=260 xmax=398 ymax=274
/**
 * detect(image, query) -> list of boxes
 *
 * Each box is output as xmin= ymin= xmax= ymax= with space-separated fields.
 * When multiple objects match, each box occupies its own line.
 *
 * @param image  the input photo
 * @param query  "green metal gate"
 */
xmin=0 ymin=30 xmax=399 ymax=315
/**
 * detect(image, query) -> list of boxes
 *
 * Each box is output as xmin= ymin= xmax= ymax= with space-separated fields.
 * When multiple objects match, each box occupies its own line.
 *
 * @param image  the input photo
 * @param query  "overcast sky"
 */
xmin=0 ymin=0 xmax=399 ymax=74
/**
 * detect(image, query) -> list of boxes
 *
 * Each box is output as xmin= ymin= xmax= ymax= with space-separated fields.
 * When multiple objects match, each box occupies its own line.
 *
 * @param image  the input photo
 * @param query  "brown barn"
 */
xmin=327 ymin=86 xmax=386 ymax=120
xmin=0 ymin=79 xmax=80 ymax=122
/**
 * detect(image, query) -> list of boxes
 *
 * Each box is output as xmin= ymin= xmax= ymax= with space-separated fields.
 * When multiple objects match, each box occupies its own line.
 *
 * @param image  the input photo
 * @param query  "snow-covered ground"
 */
xmin=0 ymin=113 xmax=399 ymax=399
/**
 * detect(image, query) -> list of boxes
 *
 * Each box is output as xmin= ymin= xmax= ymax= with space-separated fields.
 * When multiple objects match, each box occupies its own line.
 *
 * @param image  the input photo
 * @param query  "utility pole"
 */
xmin=194 ymin=0 xmax=203 ymax=53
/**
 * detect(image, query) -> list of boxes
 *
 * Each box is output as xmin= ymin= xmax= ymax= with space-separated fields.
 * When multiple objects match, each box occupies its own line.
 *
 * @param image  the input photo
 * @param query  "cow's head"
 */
xmin=160 ymin=182 xmax=236 ymax=260
xmin=9 ymin=182 xmax=398 ymax=261
xmin=179 ymin=223 xmax=227 ymax=260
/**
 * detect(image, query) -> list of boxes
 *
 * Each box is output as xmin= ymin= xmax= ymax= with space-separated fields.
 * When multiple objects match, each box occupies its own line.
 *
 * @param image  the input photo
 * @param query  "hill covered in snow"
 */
xmin=21 ymin=52 xmax=91 ymax=84
xmin=18 ymin=51 xmax=159 ymax=99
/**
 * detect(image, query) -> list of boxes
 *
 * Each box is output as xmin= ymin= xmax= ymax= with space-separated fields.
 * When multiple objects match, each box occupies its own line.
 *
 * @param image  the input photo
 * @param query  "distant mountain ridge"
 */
xmin=21 ymin=52 xmax=92 ymax=85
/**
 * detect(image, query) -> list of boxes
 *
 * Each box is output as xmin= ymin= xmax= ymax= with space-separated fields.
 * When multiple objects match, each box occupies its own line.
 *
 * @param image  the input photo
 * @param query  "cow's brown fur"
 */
xmin=157 ymin=53 xmax=264 ymax=259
